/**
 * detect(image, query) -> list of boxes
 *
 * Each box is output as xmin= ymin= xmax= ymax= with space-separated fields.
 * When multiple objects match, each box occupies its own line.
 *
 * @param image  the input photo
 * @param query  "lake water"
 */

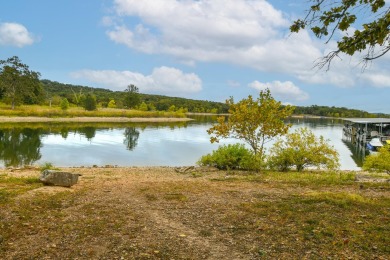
xmin=0 ymin=117 xmax=363 ymax=170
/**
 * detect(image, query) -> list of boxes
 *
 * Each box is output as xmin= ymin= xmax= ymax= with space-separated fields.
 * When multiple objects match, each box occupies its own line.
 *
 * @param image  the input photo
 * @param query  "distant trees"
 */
xmin=0 ymin=56 xmax=43 ymax=109
xmin=207 ymin=89 xmax=294 ymax=159
xmin=124 ymin=84 xmax=141 ymax=109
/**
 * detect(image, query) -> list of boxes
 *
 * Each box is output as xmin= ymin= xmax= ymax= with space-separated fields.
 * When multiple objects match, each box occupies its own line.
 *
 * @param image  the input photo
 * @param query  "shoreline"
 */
xmin=0 ymin=116 xmax=193 ymax=123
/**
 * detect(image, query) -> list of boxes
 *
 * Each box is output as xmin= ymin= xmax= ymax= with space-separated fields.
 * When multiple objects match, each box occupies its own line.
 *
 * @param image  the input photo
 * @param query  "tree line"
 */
xmin=0 ymin=56 xmax=388 ymax=117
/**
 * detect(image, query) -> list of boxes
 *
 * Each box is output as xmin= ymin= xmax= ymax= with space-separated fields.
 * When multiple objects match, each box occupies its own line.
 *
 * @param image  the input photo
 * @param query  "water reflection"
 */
xmin=0 ymin=119 xmax=368 ymax=169
xmin=123 ymin=127 xmax=140 ymax=151
xmin=0 ymin=128 xmax=43 ymax=167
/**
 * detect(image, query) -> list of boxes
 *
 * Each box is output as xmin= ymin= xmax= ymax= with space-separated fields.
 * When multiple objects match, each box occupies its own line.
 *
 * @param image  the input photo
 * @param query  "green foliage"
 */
xmin=124 ymin=84 xmax=141 ymax=109
xmin=0 ymin=56 xmax=43 ymax=109
xmin=168 ymin=105 xmax=176 ymax=112
xmin=39 ymin=162 xmax=58 ymax=172
xmin=60 ymin=98 xmax=70 ymax=110
xmin=294 ymin=105 xmax=383 ymax=118
xmin=208 ymin=89 xmax=294 ymax=158
xmin=107 ymin=99 xmax=116 ymax=108
xmin=40 ymin=79 xmax=229 ymax=114
xmin=83 ymin=93 xmax=97 ymax=111
xmin=197 ymin=143 xmax=262 ymax=171
xmin=363 ymin=145 xmax=390 ymax=174
xmin=138 ymin=101 xmax=148 ymax=111
xmin=0 ymin=127 xmax=43 ymax=167
xmin=38 ymin=79 xmax=388 ymax=117
xmin=291 ymin=0 xmax=390 ymax=68
xmin=268 ymin=127 xmax=340 ymax=172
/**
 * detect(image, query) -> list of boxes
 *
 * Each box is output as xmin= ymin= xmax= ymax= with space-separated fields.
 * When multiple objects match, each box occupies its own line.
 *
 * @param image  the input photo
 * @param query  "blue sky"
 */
xmin=1 ymin=0 xmax=389 ymax=113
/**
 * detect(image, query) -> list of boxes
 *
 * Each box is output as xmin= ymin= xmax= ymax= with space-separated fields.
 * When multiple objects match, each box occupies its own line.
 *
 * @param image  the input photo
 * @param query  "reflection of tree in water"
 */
xmin=0 ymin=128 xmax=43 ymax=167
xmin=78 ymin=127 xmax=96 ymax=140
xmin=123 ymin=127 xmax=140 ymax=151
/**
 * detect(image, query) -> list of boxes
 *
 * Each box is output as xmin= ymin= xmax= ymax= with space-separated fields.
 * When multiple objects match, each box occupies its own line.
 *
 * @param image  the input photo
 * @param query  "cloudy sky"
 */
xmin=1 ymin=0 xmax=389 ymax=113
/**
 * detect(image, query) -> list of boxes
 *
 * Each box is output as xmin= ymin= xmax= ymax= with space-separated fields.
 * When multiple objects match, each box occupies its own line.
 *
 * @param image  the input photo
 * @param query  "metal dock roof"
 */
xmin=343 ymin=118 xmax=390 ymax=124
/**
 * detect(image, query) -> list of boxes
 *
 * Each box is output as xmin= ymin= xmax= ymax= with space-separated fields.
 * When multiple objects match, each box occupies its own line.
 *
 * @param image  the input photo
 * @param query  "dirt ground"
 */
xmin=0 ymin=167 xmax=389 ymax=259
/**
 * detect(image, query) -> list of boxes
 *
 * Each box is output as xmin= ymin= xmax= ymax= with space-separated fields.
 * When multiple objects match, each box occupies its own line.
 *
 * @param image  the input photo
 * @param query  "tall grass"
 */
xmin=0 ymin=104 xmax=186 ymax=118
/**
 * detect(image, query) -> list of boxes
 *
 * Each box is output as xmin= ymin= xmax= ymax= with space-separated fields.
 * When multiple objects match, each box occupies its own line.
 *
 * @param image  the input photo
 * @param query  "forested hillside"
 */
xmin=40 ymin=79 xmax=389 ymax=118
xmin=41 ymin=80 xmax=229 ymax=113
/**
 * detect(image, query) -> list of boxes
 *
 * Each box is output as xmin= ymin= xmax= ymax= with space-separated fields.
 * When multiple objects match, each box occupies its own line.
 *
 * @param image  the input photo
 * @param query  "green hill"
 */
xmin=40 ymin=79 xmax=388 ymax=118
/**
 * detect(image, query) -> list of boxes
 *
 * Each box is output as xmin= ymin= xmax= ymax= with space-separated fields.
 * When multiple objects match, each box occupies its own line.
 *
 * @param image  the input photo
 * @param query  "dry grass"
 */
xmin=0 ymin=104 xmax=186 ymax=119
xmin=0 ymin=167 xmax=389 ymax=259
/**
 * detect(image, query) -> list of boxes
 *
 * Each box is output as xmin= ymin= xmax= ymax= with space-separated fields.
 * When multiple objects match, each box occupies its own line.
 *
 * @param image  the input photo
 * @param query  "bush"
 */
xmin=268 ymin=127 xmax=340 ymax=172
xmin=363 ymin=145 xmax=390 ymax=174
xmin=60 ymin=98 xmax=69 ymax=110
xmin=83 ymin=93 xmax=97 ymax=111
xmin=107 ymin=99 xmax=116 ymax=108
xmin=197 ymin=143 xmax=262 ymax=171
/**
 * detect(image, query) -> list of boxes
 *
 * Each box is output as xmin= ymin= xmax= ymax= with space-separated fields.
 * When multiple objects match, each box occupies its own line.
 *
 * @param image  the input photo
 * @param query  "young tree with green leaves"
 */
xmin=107 ymin=99 xmax=116 ymax=108
xmin=291 ymin=0 xmax=389 ymax=69
xmin=363 ymin=145 xmax=390 ymax=174
xmin=124 ymin=84 xmax=141 ymax=109
xmin=60 ymin=98 xmax=70 ymax=110
xmin=207 ymin=89 xmax=294 ymax=159
xmin=83 ymin=93 xmax=97 ymax=111
xmin=268 ymin=127 xmax=340 ymax=172
xmin=0 ymin=56 xmax=42 ymax=109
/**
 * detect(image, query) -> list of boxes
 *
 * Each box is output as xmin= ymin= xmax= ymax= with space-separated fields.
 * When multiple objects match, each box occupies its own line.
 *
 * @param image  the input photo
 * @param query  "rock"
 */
xmin=174 ymin=166 xmax=195 ymax=173
xmin=39 ymin=170 xmax=79 ymax=187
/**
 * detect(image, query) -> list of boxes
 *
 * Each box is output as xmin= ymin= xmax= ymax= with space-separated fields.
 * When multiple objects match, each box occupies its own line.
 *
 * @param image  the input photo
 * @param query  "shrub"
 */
xmin=363 ymin=145 xmax=390 ymax=174
xmin=197 ymin=143 xmax=262 ymax=171
xmin=83 ymin=93 xmax=97 ymax=111
xmin=107 ymin=99 xmax=116 ymax=108
xmin=60 ymin=98 xmax=69 ymax=110
xmin=268 ymin=127 xmax=340 ymax=172
xmin=39 ymin=162 xmax=58 ymax=172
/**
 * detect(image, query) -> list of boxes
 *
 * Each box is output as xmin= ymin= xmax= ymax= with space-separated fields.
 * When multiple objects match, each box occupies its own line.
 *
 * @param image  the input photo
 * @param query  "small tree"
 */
xmin=107 ymin=99 xmax=116 ymax=108
xmin=207 ymin=89 xmax=294 ymax=159
xmin=124 ymin=84 xmax=141 ymax=109
xmin=138 ymin=102 xmax=148 ymax=111
xmin=268 ymin=127 xmax=340 ymax=172
xmin=168 ymin=105 xmax=176 ymax=112
xmin=83 ymin=93 xmax=97 ymax=111
xmin=60 ymin=98 xmax=69 ymax=110
xmin=363 ymin=145 xmax=390 ymax=174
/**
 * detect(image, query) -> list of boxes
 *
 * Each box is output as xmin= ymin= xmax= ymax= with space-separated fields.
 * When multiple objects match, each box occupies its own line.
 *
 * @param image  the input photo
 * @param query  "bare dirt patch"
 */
xmin=1 ymin=167 xmax=389 ymax=259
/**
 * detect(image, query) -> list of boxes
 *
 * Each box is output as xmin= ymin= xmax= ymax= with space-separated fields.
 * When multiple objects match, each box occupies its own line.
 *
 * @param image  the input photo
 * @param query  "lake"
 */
xmin=0 ymin=117 xmax=364 ymax=170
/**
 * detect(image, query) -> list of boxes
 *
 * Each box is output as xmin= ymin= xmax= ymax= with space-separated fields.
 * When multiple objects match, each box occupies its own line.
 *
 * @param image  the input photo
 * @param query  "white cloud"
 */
xmin=249 ymin=80 xmax=309 ymax=102
xmin=105 ymin=0 xmax=388 ymax=90
xmin=106 ymin=0 xmax=316 ymax=68
xmin=227 ymin=80 xmax=241 ymax=88
xmin=0 ymin=22 xmax=35 ymax=47
xmin=71 ymin=66 xmax=202 ymax=95
xmin=360 ymin=73 xmax=390 ymax=88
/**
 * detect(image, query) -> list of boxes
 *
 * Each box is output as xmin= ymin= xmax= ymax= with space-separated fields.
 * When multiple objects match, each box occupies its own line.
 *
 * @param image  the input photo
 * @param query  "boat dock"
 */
xmin=342 ymin=118 xmax=390 ymax=145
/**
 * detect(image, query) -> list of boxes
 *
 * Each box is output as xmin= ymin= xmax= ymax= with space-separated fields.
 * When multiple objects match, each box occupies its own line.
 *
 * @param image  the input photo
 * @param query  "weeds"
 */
xmin=0 ymin=105 xmax=186 ymax=118
xmin=39 ymin=162 xmax=58 ymax=172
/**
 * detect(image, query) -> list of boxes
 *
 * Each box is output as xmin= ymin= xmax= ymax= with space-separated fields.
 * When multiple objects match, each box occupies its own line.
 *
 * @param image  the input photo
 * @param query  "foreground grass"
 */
xmin=0 ymin=168 xmax=389 ymax=259
xmin=0 ymin=104 xmax=186 ymax=118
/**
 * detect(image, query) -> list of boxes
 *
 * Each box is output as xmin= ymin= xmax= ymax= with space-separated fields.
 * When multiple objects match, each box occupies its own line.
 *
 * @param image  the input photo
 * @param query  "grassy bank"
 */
xmin=0 ymin=104 xmax=186 ymax=119
xmin=0 ymin=167 xmax=388 ymax=259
